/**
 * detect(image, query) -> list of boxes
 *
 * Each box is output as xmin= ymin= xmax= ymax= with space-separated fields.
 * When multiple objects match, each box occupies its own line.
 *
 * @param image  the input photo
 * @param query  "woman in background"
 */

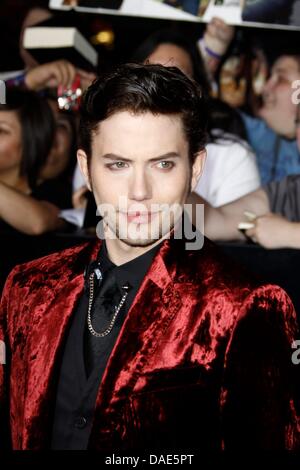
xmin=0 ymin=87 xmax=67 ymax=234
xmin=36 ymin=95 xmax=77 ymax=210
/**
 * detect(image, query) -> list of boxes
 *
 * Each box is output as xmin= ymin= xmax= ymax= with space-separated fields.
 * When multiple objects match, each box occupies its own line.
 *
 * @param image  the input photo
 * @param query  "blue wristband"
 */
xmin=5 ymin=73 xmax=27 ymax=89
xmin=204 ymin=44 xmax=222 ymax=60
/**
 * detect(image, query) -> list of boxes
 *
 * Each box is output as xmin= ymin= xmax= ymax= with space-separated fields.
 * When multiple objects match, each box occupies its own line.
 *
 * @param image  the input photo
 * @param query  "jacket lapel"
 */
xmin=21 ymin=240 xmax=101 ymax=449
xmin=89 ymin=237 xmax=199 ymax=443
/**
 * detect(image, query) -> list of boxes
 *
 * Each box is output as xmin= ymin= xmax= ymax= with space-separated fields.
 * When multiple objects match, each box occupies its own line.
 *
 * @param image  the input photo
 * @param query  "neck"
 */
xmin=104 ymin=235 xmax=165 ymax=266
xmin=0 ymin=168 xmax=29 ymax=192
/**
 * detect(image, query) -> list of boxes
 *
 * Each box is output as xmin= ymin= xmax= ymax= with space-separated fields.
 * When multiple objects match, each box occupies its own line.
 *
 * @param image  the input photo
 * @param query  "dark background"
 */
xmin=1 ymin=0 xmax=300 ymax=73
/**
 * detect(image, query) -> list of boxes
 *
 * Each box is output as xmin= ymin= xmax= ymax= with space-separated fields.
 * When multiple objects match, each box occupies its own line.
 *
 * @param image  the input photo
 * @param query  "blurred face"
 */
xmin=259 ymin=56 xmax=300 ymax=139
xmin=0 ymin=110 xmax=22 ymax=176
xmin=78 ymin=111 xmax=204 ymax=248
xmin=40 ymin=100 xmax=73 ymax=180
xmin=147 ymin=43 xmax=194 ymax=78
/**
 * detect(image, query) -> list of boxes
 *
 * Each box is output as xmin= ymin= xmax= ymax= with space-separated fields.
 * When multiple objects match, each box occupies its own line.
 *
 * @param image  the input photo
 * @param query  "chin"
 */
xmin=118 ymin=237 xmax=160 ymax=248
xmin=116 ymin=220 xmax=173 ymax=246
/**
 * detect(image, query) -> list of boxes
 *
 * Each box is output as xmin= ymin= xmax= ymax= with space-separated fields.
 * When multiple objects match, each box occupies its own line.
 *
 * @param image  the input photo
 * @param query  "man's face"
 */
xmin=259 ymin=56 xmax=300 ymax=139
xmin=78 ymin=111 xmax=204 ymax=247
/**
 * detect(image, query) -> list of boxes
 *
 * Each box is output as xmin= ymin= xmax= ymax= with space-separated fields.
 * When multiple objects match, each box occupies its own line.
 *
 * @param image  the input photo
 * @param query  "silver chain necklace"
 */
xmin=87 ymin=272 xmax=130 ymax=338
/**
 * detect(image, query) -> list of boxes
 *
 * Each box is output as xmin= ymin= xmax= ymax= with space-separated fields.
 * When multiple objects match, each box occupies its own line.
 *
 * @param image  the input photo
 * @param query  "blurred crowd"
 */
xmin=1 ymin=2 xmax=300 ymax=249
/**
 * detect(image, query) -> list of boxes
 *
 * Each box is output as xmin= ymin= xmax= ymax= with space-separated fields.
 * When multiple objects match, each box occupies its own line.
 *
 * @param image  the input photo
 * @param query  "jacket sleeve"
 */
xmin=221 ymin=284 xmax=300 ymax=450
xmin=0 ymin=268 xmax=17 ymax=449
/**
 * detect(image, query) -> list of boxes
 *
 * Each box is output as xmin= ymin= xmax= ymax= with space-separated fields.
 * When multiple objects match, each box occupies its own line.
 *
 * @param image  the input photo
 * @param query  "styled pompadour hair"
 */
xmin=78 ymin=62 xmax=208 ymax=165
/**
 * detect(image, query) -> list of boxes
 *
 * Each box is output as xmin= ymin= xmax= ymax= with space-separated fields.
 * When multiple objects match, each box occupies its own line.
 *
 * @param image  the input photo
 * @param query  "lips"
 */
xmin=122 ymin=211 xmax=159 ymax=224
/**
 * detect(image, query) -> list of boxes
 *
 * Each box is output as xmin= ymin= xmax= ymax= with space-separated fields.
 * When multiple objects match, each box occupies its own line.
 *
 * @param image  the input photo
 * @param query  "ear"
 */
xmin=77 ymin=149 xmax=92 ymax=191
xmin=191 ymin=149 xmax=206 ymax=191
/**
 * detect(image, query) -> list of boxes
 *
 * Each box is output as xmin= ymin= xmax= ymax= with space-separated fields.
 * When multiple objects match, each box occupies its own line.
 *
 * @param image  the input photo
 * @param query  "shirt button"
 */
xmin=74 ymin=416 xmax=87 ymax=429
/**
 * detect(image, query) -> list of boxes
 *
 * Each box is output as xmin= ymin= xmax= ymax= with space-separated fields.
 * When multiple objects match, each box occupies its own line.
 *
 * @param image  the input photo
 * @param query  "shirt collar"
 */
xmin=98 ymin=241 xmax=162 ymax=291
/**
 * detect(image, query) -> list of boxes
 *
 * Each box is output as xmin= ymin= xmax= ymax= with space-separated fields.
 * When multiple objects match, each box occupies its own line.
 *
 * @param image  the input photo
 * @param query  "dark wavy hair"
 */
xmin=79 ymin=62 xmax=208 ymax=165
xmin=0 ymin=87 xmax=55 ymax=189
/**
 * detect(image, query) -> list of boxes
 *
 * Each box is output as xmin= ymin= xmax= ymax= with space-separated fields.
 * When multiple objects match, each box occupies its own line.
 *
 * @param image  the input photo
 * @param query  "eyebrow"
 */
xmin=101 ymin=152 xmax=181 ymax=162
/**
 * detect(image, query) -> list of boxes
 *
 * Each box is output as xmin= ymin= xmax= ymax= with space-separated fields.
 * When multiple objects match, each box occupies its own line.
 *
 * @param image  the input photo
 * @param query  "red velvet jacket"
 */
xmin=0 ymin=236 xmax=300 ymax=450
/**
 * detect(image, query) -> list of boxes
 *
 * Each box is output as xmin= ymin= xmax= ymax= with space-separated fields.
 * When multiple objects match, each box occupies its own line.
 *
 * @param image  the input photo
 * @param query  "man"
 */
xmin=241 ymin=54 xmax=300 ymax=184
xmin=0 ymin=64 xmax=299 ymax=451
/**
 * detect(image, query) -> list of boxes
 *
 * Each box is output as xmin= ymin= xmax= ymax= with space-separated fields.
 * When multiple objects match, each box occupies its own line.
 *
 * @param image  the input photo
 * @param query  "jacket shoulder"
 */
xmin=178 ymin=236 xmax=256 ymax=291
xmin=5 ymin=240 xmax=99 ymax=285
xmin=179 ymin=237 xmax=296 ymax=312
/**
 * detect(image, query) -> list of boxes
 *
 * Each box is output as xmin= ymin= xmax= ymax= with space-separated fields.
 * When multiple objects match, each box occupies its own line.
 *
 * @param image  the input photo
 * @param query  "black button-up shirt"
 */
xmin=51 ymin=241 xmax=161 ymax=449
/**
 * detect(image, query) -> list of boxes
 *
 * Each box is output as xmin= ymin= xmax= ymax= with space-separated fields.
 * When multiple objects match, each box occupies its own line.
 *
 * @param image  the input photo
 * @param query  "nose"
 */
xmin=128 ymin=168 xmax=152 ymax=202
